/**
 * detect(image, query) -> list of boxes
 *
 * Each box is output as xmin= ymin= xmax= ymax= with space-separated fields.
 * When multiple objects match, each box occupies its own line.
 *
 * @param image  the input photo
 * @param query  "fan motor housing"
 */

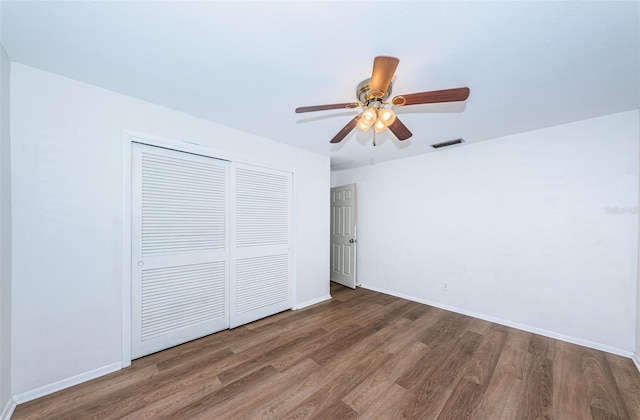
xmin=357 ymin=78 xmax=393 ymax=104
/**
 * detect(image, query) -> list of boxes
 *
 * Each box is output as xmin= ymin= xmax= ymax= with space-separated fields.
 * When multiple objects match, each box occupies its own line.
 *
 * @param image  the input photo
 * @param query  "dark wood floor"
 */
xmin=13 ymin=282 xmax=640 ymax=419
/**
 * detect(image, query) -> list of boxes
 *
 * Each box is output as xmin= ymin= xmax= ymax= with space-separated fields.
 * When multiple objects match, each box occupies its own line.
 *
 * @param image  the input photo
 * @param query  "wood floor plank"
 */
xmin=488 ymin=323 xmax=510 ymax=333
xmin=153 ymin=330 xmax=246 ymax=372
xmin=311 ymin=301 xmax=378 ymax=332
xmin=378 ymin=309 xmax=444 ymax=354
xmin=307 ymin=321 xmax=385 ymax=366
xmin=503 ymin=327 xmax=530 ymax=351
xmin=516 ymin=354 xmax=554 ymax=420
xmin=500 ymin=376 xmax=526 ymax=420
xmin=472 ymin=370 xmax=520 ymax=419
xmin=119 ymin=375 xmax=223 ymax=420
xmin=466 ymin=317 xmax=492 ymax=335
xmin=401 ymin=331 xmax=482 ymax=393
xmin=461 ymin=329 xmax=506 ymax=385
xmin=216 ymin=327 xmax=327 ymax=384
xmin=553 ymin=348 xmax=592 ymax=420
xmin=400 ymin=331 xmax=482 ymax=419
xmin=364 ymin=289 xmax=399 ymax=306
xmin=278 ymin=350 xmax=391 ymax=419
xmin=189 ymin=358 xmax=321 ymax=420
xmin=582 ymin=348 xmax=632 ymax=419
xmin=342 ymin=341 xmax=428 ymax=413
xmin=187 ymin=323 xmax=324 ymax=386
xmin=227 ymin=307 xmax=329 ymax=353
xmin=402 ymin=383 xmax=452 ymax=419
xmin=12 ymin=283 xmax=640 ymax=420
xmin=395 ymin=339 xmax=456 ymax=392
xmin=401 ymin=300 xmax=434 ymax=321
xmin=149 ymin=326 xmax=253 ymax=371
xmin=605 ymin=353 xmax=640 ymax=419
xmin=494 ymin=340 xmax=530 ymax=380
xmin=355 ymin=298 xmax=413 ymax=326
xmin=167 ymin=364 xmax=277 ymax=419
xmin=419 ymin=311 xmax=472 ymax=347
xmin=254 ymin=348 xmax=389 ymax=417
xmin=342 ymin=288 xmax=383 ymax=307
xmin=270 ymin=317 xmax=408 ymax=375
xmin=219 ymin=358 xmax=321 ymax=419
xmin=528 ymin=333 xmax=556 ymax=360
xmin=590 ymin=405 xmax=625 ymax=420
xmin=310 ymin=400 xmax=360 ymax=420
xmin=357 ymin=383 xmax=415 ymax=419
xmin=268 ymin=326 xmax=353 ymax=372
xmin=267 ymin=316 xmax=410 ymax=417
xmin=438 ymin=378 xmax=485 ymax=420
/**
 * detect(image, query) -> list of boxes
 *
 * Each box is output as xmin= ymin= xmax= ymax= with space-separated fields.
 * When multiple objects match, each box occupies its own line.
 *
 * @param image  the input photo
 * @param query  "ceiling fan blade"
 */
xmin=295 ymin=102 xmax=359 ymax=113
xmin=392 ymin=87 xmax=470 ymax=106
xmin=330 ymin=115 xmax=360 ymax=144
xmin=388 ymin=117 xmax=413 ymax=141
xmin=370 ymin=56 xmax=399 ymax=98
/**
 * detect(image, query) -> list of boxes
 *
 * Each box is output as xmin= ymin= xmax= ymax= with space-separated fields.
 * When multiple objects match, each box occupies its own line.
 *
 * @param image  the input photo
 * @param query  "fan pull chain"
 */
xmin=373 ymin=131 xmax=377 ymax=147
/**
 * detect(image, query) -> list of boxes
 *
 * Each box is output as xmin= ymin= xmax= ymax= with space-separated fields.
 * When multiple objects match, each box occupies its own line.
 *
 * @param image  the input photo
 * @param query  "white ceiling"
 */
xmin=2 ymin=1 xmax=639 ymax=170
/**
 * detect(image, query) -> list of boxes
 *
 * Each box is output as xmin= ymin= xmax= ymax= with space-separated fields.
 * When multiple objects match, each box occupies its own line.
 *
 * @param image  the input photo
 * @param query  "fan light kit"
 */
xmin=356 ymin=104 xmax=397 ymax=134
xmin=296 ymin=56 xmax=470 ymax=145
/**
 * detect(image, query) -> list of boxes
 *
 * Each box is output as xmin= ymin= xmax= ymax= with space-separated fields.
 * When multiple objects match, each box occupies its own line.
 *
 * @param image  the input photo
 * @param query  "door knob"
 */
xmin=349 ymin=239 xmax=356 ymax=243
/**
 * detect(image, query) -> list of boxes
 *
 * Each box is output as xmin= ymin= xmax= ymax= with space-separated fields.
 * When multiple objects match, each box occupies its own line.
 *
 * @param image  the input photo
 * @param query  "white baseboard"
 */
xmin=13 ymin=362 xmax=121 ymax=405
xmin=633 ymin=354 xmax=640 ymax=373
xmin=360 ymin=284 xmax=634 ymax=359
xmin=0 ymin=397 xmax=15 ymax=420
xmin=296 ymin=294 xmax=331 ymax=310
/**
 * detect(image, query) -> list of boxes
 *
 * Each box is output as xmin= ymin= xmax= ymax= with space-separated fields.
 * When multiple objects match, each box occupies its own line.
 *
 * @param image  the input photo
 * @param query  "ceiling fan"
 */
xmin=295 ymin=56 xmax=470 ymax=144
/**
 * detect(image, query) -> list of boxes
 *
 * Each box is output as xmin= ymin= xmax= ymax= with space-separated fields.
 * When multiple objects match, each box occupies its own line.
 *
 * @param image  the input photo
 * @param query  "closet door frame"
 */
xmin=121 ymin=130 xmax=298 ymax=368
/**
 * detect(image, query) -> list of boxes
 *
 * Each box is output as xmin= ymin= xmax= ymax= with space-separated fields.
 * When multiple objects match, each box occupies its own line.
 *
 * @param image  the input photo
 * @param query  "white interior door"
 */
xmin=230 ymin=163 xmax=292 ymax=328
xmin=131 ymin=143 xmax=229 ymax=358
xmin=330 ymin=184 xmax=357 ymax=288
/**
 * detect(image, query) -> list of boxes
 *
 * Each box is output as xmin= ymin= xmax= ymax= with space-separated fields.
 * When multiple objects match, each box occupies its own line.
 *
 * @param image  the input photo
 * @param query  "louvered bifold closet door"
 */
xmin=230 ymin=163 xmax=293 ymax=328
xmin=131 ymin=143 xmax=229 ymax=359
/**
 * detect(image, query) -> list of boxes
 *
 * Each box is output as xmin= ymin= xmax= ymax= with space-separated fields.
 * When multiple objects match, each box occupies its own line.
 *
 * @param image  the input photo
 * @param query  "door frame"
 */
xmin=121 ymin=129 xmax=298 ymax=367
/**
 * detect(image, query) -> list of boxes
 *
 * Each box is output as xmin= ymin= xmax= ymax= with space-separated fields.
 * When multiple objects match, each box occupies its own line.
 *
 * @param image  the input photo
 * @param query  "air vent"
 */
xmin=431 ymin=138 xmax=465 ymax=149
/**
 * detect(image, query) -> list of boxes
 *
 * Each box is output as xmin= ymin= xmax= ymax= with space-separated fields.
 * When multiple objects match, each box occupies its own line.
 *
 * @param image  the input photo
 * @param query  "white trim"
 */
xmin=633 ymin=354 xmax=640 ymax=373
xmin=360 ymin=283 xmax=635 ymax=358
xmin=0 ymin=397 xmax=15 ymax=420
xmin=290 ymin=169 xmax=298 ymax=311
xmin=13 ymin=362 xmax=121 ymax=405
xmin=121 ymin=131 xmax=132 ymax=368
xmin=296 ymin=295 xmax=332 ymax=310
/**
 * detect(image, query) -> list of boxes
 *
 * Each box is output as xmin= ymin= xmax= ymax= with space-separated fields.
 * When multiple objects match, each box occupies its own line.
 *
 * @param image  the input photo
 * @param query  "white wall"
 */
xmin=10 ymin=63 xmax=329 ymax=396
xmin=335 ymin=110 xmax=639 ymax=355
xmin=0 ymin=36 xmax=14 ymax=418
xmin=330 ymin=172 xmax=337 ymax=187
